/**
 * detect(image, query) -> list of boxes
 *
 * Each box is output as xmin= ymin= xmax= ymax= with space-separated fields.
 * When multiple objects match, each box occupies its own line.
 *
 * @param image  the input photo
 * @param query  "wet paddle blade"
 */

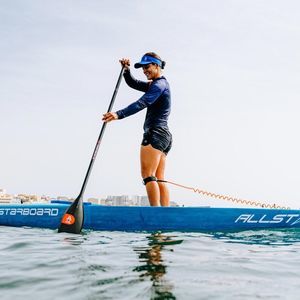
xmin=58 ymin=196 xmax=84 ymax=234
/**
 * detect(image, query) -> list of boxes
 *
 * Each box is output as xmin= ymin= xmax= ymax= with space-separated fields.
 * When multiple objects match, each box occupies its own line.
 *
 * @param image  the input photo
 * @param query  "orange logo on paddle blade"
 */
xmin=61 ymin=214 xmax=75 ymax=225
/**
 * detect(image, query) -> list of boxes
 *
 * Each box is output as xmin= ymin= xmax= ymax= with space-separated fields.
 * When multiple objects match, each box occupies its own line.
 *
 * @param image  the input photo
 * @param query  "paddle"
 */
xmin=58 ymin=66 xmax=124 ymax=234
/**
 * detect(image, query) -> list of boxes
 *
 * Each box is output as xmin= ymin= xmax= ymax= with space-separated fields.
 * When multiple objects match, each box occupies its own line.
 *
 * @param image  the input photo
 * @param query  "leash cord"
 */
xmin=159 ymin=180 xmax=290 ymax=210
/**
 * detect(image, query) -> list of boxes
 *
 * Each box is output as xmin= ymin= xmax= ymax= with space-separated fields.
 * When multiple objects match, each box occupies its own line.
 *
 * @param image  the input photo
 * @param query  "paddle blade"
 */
xmin=58 ymin=196 xmax=84 ymax=234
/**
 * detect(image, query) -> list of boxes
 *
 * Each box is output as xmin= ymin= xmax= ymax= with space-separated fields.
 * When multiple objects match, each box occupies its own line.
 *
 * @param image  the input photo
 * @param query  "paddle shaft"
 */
xmin=78 ymin=66 xmax=124 ymax=197
xmin=58 ymin=66 xmax=124 ymax=233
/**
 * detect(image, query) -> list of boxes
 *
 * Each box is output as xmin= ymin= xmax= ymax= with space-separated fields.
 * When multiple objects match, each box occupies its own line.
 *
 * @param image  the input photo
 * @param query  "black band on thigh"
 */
xmin=143 ymin=176 xmax=157 ymax=185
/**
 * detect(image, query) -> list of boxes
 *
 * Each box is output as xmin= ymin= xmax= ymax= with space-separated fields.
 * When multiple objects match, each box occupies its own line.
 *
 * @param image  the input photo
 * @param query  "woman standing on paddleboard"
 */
xmin=102 ymin=52 xmax=172 ymax=207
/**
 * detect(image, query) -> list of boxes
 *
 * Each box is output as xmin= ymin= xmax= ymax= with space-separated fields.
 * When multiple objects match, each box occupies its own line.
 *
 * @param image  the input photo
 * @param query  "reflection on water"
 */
xmin=133 ymin=233 xmax=183 ymax=300
xmin=61 ymin=236 xmax=86 ymax=246
xmin=212 ymin=228 xmax=300 ymax=246
xmin=1 ymin=227 xmax=300 ymax=300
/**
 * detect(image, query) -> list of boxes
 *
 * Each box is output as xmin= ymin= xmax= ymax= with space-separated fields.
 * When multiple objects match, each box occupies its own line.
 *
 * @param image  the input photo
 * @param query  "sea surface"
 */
xmin=1 ymin=226 xmax=300 ymax=300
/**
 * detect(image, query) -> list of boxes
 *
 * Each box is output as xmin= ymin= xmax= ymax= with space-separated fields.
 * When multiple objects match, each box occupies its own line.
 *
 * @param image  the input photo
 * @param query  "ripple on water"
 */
xmin=0 ymin=227 xmax=300 ymax=300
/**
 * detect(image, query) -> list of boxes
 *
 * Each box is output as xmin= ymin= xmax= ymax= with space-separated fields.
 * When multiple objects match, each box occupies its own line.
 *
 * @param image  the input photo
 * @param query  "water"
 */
xmin=1 ymin=227 xmax=300 ymax=300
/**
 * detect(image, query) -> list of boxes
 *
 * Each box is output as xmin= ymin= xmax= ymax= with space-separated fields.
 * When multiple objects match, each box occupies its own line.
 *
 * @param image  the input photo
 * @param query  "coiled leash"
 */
xmin=158 ymin=180 xmax=290 ymax=210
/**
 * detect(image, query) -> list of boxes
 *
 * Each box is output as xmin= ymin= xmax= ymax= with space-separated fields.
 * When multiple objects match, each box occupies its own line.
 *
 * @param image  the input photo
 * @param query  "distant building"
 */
xmin=131 ymin=195 xmax=149 ymax=206
xmin=87 ymin=198 xmax=100 ymax=205
xmin=98 ymin=195 xmax=147 ymax=206
xmin=0 ymin=193 xmax=13 ymax=204
xmin=170 ymin=201 xmax=179 ymax=207
xmin=57 ymin=196 xmax=72 ymax=201
xmin=0 ymin=188 xmax=16 ymax=204
xmin=41 ymin=195 xmax=50 ymax=202
xmin=0 ymin=189 xmax=178 ymax=207
xmin=16 ymin=194 xmax=42 ymax=203
xmin=96 ymin=195 xmax=178 ymax=207
xmin=106 ymin=195 xmax=132 ymax=206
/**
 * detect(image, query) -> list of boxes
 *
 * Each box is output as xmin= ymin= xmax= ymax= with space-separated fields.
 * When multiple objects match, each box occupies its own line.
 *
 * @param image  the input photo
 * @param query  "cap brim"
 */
xmin=134 ymin=62 xmax=150 ymax=69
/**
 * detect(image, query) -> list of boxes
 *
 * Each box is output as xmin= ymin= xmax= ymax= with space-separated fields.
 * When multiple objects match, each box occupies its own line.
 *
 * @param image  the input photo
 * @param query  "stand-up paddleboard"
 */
xmin=1 ymin=202 xmax=300 ymax=232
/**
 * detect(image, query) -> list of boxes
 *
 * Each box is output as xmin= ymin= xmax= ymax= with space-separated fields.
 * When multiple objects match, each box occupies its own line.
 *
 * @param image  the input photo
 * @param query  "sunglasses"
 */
xmin=142 ymin=64 xmax=152 ymax=70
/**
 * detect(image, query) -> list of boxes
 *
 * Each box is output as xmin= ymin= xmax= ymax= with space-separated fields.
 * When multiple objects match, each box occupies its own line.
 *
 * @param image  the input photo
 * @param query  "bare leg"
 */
xmin=156 ymin=154 xmax=170 ymax=207
xmin=140 ymin=145 xmax=162 ymax=206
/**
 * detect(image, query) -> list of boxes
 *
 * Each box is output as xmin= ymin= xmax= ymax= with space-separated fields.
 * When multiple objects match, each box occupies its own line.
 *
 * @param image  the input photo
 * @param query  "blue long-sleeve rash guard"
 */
xmin=116 ymin=69 xmax=171 ymax=132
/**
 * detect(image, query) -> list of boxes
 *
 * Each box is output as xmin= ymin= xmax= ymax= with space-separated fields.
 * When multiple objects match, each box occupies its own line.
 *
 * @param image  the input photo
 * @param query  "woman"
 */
xmin=102 ymin=52 xmax=172 ymax=207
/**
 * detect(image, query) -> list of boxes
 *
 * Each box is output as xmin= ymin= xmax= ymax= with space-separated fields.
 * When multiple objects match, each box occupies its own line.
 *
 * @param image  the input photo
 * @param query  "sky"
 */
xmin=1 ymin=0 xmax=300 ymax=208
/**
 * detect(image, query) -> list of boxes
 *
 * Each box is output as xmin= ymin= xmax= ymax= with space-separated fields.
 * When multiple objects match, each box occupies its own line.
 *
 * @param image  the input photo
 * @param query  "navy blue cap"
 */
xmin=134 ymin=55 xmax=162 ymax=68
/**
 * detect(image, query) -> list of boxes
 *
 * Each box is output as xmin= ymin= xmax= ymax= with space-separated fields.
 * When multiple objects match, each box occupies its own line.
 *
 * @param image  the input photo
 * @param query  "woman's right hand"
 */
xmin=119 ymin=58 xmax=130 ymax=70
xmin=102 ymin=112 xmax=118 ymax=123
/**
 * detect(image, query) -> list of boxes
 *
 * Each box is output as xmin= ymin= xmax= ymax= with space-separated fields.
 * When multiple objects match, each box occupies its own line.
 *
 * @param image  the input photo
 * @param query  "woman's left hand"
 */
xmin=102 ymin=112 xmax=118 ymax=122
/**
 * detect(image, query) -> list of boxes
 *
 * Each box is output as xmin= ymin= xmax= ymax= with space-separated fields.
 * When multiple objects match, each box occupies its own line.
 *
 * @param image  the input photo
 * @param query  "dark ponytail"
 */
xmin=145 ymin=52 xmax=166 ymax=69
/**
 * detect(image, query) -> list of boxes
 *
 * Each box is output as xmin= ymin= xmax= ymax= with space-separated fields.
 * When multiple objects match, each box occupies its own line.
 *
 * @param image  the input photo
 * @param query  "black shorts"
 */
xmin=141 ymin=127 xmax=172 ymax=155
